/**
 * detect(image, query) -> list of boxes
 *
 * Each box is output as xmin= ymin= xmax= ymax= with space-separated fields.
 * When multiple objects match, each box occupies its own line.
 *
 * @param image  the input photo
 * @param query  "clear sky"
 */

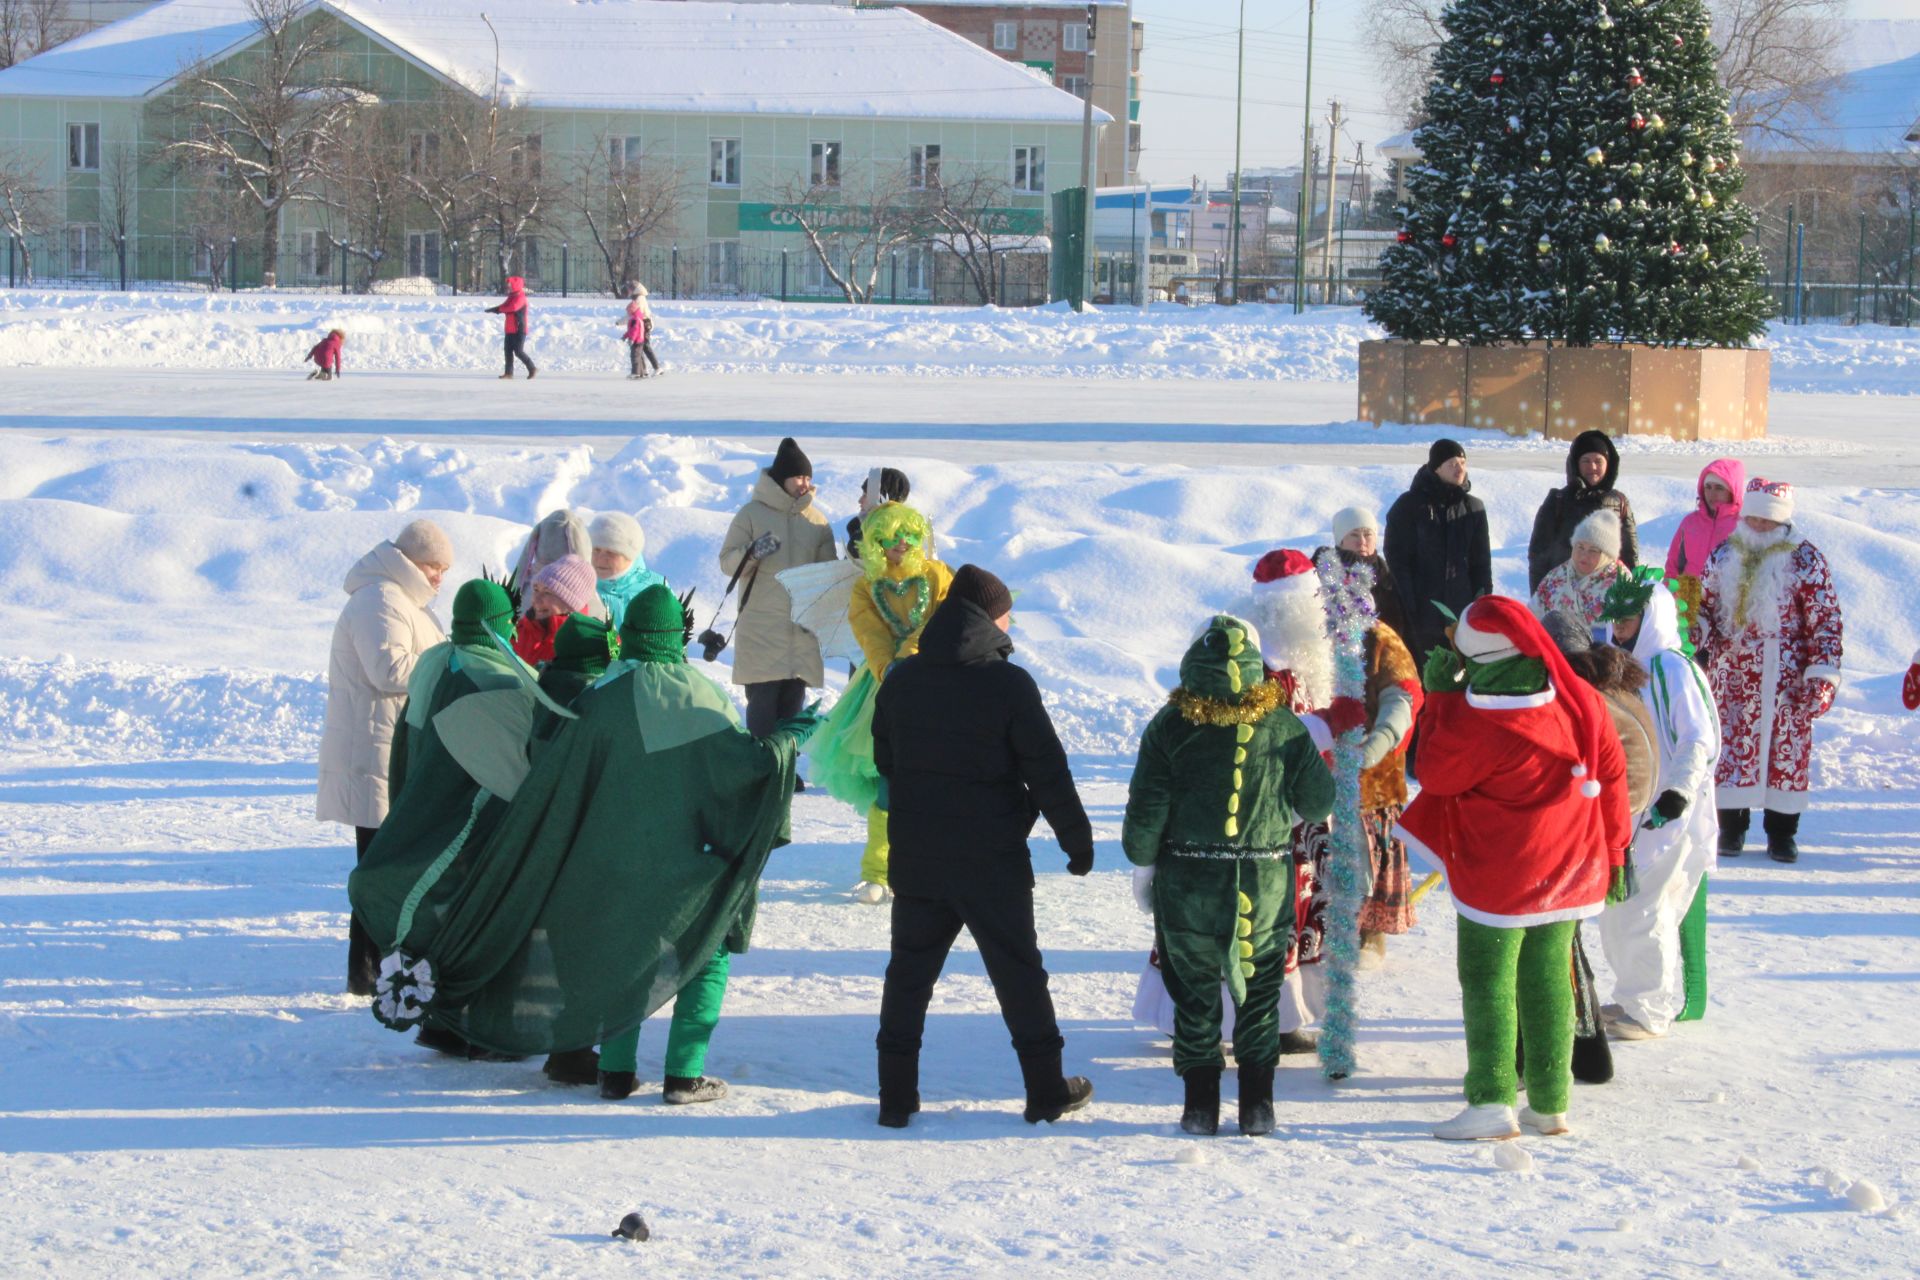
xmin=1131 ymin=0 xmax=1913 ymax=188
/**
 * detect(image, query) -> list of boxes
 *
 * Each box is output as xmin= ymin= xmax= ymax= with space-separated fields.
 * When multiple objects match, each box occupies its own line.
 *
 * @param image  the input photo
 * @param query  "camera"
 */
xmin=697 ymin=628 xmax=729 ymax=663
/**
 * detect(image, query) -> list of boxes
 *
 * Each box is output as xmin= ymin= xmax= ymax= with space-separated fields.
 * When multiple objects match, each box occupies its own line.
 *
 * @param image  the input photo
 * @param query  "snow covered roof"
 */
xmin=0 ymin=0 xmax=1106 ymax=123
xmin=1741 ymin=51 xmax=1920 ymax=163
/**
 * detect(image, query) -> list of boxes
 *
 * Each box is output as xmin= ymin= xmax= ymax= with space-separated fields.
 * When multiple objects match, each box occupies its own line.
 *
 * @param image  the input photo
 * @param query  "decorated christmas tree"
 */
xmin=1366 ymin=0 xmax=1772 ymax=347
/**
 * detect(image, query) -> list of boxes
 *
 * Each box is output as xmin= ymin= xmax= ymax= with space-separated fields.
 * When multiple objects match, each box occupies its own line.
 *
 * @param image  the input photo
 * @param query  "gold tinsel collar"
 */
xmin=1168 ymin=679 xmax=1283 ymax=727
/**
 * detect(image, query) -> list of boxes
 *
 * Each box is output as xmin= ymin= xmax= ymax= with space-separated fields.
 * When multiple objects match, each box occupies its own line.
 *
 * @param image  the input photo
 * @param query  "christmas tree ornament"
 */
xmin=1539 ymin=148 xmax=1552 ymax=163
xmin=1396 ymin=229 xmax=1413 ymax=244
xmin=1501 ymin=193 xmax=1514 ymax=207
xmin=1474 ymin=236 xmax=1488 ymax=255
xmin=1490 ymin=68 xmax=1505 ymax=86
xmin=1693 ymin=243 xmax=1710 ymax=259
xmin=1606 ymin=196 xmax=1624 ymax=212
xmin=1627 ymin=67 xmax=1643 ymax=86
xmin=1700 ymin=191 xmax=1717 ymax=209
xmin=1669 ymin=241 xmax=1684 ymax=256
xmin=1536 ymin=236 xmax=1552 ymax=255
xmin=1459 ymin=187 xmax=1472 ymax=201
xmin=1470 ymin=159 xmax=1482 ymax=172
xmin=1491 ymin=34 xmax=1503 ymax=46
xmin=1442 ymin=232 xmax=1458 ymax=247
xmin=1594 ymin=233 xmax=1612 ymax=252
xmin=1585 ymin=146 xmax=1605 ymax=166
xmin=1628 ymin=162 xmax=1645 ymax=178
xmin=1681 ymin=151 xmax=1696 ymax=166
xmin=1598 ymin=13 xmax=1614 ymax=30
xmin=1630 ymin=112 xmax=1647 ymax=131
xmin=1651 ymin=113 xmax=1667 ymax=132
xmin=1672 ymin=32 xmax=1684 ymax=47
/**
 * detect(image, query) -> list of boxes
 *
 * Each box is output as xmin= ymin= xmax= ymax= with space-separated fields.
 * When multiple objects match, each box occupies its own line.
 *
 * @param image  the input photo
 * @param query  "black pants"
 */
xmin=503 ymin=332 xmax=534 ymax=375
xmin=349 ymin=825 xmax=382 ymax=992
xmin=629 ymin=339 xmax=660 ymax=375
xmin=1718 ymin=808 xmax=1800 ymax=842
xmin=877 ymin=885 xmax=1063 ymax=1061
xmin=744 ymin=678 xmax=807 ymax=738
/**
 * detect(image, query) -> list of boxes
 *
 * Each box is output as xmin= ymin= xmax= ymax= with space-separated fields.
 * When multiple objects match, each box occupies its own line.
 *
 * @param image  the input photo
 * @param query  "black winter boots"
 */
xmin=878 ymin=1051 xmax=921 ymax=1129
xmin=1018 ymin=1050 xmax=1094 ymax=1124
xmin=1180 ymin=1066 xmax=1222 ymax=1135
xmin=1237 ymin=1064 xmax=1276 ymax=1137
xmin=542 ymin=1048 xmax=599 ymax=1086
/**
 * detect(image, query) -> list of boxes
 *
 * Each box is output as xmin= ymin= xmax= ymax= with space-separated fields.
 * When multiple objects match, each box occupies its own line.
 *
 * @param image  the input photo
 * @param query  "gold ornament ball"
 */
xmin=1701 ymin=191 xmax=1717 ymax=209
xmin=1539 ymin=149 xmax=1552 ymax=163
xmin=1606 ymin=197 xmax=1624 ymax=213
xmin=1585 ymin=146 xmax=1605 ymax=166
xmin=1500 ymin=193 xmax=1514 ymax=208
xmin=1594 ymin=233 xmax=1611 ymax=252
xmin=1536 ymin=237 xmax=1552 ymax=255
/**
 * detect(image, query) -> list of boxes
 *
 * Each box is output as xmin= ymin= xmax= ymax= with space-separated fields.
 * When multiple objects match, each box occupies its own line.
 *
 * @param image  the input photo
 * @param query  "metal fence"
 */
xmin=1754 ymin=207 xmax=1920 ymax=326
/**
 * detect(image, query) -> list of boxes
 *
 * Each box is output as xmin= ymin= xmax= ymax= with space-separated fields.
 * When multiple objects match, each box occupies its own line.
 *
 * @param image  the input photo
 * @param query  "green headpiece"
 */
xmin=620 ymin=584 xmax=689 ymax=665
xmin=1599 ymin=564 xmax=1664 ymax=624
xmin=450 ymin=579 xmax=515 ymax=648
xmin=1178 ymin=615 xmax=1269 ymax=703
xmin=550 ymin=614 xmax=620 ymax=677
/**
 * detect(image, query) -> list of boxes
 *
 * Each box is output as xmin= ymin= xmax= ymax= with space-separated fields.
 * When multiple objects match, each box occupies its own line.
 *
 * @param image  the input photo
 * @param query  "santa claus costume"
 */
xmin=1697 ymin=478 xmax=1844 ymax=863
xmin=1395 ymin=597 xmax=1631 ymax=1141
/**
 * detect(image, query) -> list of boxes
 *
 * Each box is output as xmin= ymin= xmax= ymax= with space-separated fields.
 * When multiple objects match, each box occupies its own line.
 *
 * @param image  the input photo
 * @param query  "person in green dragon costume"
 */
xmin=1123 ymin=615 xmax=1335 ymax=1137
xmin=349 ymin=583 xmax=822 ymax=1077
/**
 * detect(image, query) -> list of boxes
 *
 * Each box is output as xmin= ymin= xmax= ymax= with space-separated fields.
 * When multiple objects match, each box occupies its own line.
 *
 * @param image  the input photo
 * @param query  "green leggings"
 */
xmin=598 ymin=947 xmax=731 ymax=1078
xmin=1457 ymin=916 xmax=1576 ymax=1115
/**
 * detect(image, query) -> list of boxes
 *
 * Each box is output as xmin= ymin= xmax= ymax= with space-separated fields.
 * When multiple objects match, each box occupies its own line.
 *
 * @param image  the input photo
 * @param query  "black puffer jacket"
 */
xmin=1384 ymin=463 xmax=1493 ymax=662
xmin=873 ymin=597 xmax=1093 ymax=895
xmin=1527 ymin=429 xmax=1639 ymax=591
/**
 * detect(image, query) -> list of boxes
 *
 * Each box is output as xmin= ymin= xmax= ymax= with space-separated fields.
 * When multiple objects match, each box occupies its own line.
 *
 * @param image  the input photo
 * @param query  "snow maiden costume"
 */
xmin=1698 ymin=478 xmax=1844 ymax=863
xmin=1396 ymin=597 xmax=1630 ymax=1141
xmin=1596 ymin=570 xmax=1721 ymax=1039
xmin=804 ymin=501 xmax=953 ymax=900
xmin=1123 ymin=615 xmax=1334 ymax=1136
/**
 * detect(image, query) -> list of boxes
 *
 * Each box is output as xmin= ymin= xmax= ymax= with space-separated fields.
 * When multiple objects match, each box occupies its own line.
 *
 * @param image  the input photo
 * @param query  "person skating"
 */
xmin=306 ymin=328 xmax=344 ymax=380
xmin=1698 ymin=477 xmax=1844 ymax=863
xmin=512 ymin=553 xmax=603 ymax=667
xmin=718 ymin=437 xmax=839 ymax=737
xmin=1663 ymin=459 xmax=1745 ymax=661
xmin=488 ymin=275 xmax=536 ymax=379
xmin=1123 ymin=613 xmax=1335 ymax=1136
xmin=1531 ymin=509 xmax=1633 ymax=627
xmin=870 ymin=565 xmax=1096 ymax=1128
xmin=1595 ymin=570 xmax=1722 ymax=1039
xmin=622 ymin=283 xmax=661 ymax=379
xmin=589 ymin=512 xmax=665 ymax=625
xmin=1396 ymin=597 xmax=1630 ymax=1141
xmin=846 ymin=467 xmax=911 ymax=560
xmin=318 ymin=519 xmax=451 ymax=996
xmin=351 ymin=583 xmax=821 ymax=1068
xmin=1527 ymin=430 xmax=1639 ymax=593
xmin=1384 ymin=439 xmax=1493 ymax=664
xmin=810 ymin=501 xmax=954 ymax=902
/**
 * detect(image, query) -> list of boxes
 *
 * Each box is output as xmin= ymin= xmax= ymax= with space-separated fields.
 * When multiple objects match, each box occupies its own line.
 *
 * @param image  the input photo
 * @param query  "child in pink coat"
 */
xmin=621 ymin=282 xmax=661 ymax=379
xmin=1664 ymin=458 xmax=1743 ymax=656
xmin=306 ymin=329 xmax=345 ymax=380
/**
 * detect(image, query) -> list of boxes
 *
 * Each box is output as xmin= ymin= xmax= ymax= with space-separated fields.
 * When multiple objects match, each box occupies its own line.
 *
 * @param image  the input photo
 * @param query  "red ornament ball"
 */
xmin=1672 ymin=33 xmax=1684 ymax=48
xmin=1627 ymin=69 xmax=1644 ymax=87
xmin=1630 ymin=113 xmax=1647 ymax=130
xmin=1442 ymin=233 xmax=1458 ymax=248
xmin=1396 ymin=230 xmax=1413 ymax=244
xmin=1490 ymin=70 xmax=1505 ymax=86
xmin=1669 ymin=241 xmax=1684 ymax=256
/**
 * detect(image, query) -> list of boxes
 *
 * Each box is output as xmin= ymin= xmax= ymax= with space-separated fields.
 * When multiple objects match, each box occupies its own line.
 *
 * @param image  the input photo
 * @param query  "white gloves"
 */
xmin=1131 ymin=865 xmax=1156 ymax=914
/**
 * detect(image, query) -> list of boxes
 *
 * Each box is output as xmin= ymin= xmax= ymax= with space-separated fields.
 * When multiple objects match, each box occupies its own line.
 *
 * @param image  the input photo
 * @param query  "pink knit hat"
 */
xmin=532 ymin=554 xmax=598 ymax=614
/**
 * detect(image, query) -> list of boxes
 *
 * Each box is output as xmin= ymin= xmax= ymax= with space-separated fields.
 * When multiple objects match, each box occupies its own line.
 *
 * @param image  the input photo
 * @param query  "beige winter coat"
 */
xmin=718 ymin=470 xmax=838 ymax=686
xmin=316 ymin=542 xmax=445 ymax=828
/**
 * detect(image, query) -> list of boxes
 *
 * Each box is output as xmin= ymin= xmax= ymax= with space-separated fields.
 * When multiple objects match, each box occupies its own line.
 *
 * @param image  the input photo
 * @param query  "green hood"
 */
xmin=1466 ymin=654 xmax=1548 ymax=696
xmin=1178 ymin=615 xmax=1267 ymax=701
xmin=619 ymin=583 xmax=688 ymax=665
xmin=550 ymin=614 xmax=618 ymax=679
xmin=450 ymin=579 xmax=515 ymax=648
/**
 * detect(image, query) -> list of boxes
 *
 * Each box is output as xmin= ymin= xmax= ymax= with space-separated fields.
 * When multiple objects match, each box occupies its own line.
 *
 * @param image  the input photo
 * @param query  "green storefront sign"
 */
xmin=739 ymin=203 xmax=1045 ymax=235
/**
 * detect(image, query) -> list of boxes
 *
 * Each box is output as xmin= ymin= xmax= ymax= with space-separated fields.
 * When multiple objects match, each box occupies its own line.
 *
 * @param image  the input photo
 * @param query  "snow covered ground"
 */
xmin=2 ymin=303 xmax=1917 ymax=1276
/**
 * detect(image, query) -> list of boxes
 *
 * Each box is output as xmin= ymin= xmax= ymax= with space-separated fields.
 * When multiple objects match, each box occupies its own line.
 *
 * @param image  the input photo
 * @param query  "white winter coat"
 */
xmin=316 ymin=542 xmax=446 ymax=828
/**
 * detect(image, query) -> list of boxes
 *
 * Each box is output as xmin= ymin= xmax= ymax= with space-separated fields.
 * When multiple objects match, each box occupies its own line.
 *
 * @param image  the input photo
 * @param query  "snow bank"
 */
xmin=0 ymin=657 xmax=322 ymax=762
xmin=0 ymin=290 xmax=1913 ymax=391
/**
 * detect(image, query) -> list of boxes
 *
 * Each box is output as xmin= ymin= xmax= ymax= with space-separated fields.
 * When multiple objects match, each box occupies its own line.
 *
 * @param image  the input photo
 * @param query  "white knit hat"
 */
xmin=392 ymin=519 xmax=453 ymax=568
xmin=1571 ymin=508 xmax=1622 ymax=560
xmin=1743 ymin=476 xmax=1794 ymax=523
xmin=588 ymin=512 xmax=646 ymax=561
xmin=1331 ymin=506 xmax=1379 ymax=544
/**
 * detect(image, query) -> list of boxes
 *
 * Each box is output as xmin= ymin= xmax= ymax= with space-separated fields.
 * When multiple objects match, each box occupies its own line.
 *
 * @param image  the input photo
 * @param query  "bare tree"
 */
xmin=98 ymin=139 xmax=138 ymax=274
xmin=161 ymin=0 xmax=367 ymax=285
xmin=1360 ymin=0 xmax=1845 ymax=139
xmin=919 ymin=164 xmax=1031 ymax=304
xmin=566 ymin=134 xmax=688 ymax=295
xmin=319 ymin=105 xmax=411 ymax=289
xmin=770 ymin=163 xmax=930 ymax=303
xmin=402 ymin=82 xmax=549 ymax=291
xmin=0 ymin=0 xmax=74 ymax=69
xmin=180 ymin=160 xmax=253 ymax=290
xmin=0 ymin=146 xmax=52 ymax=280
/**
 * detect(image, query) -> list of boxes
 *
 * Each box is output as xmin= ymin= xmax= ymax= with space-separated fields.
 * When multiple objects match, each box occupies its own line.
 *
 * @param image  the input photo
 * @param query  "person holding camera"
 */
xmin=717 ymin=437 xmax=839 ymax=738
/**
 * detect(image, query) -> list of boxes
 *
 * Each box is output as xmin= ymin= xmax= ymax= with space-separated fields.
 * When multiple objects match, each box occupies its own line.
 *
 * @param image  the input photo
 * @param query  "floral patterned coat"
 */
xmin=1530 ymin=559 xmax=1631 ymax=626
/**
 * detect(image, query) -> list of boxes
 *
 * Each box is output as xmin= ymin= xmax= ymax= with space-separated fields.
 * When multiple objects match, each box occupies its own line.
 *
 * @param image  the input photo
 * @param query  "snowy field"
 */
xmin=2 ymin=297 xmax=1918 ymax=1277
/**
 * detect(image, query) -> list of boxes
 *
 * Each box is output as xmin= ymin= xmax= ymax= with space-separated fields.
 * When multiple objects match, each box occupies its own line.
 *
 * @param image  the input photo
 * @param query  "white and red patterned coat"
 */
xmin=1698 ymin=539 xmax=1843 ymax=813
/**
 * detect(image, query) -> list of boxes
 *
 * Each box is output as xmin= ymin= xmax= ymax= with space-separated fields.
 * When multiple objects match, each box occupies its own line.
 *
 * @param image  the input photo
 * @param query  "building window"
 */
xmin=407 ymin=230 xmax=441 ymax=278
xmin=609 ymin=136 xmax=643 ymax=175
xmin=1062 ymin=21 xmax=1088 ymax=52
xmin=509 ymin=134 xmax=542 ymax=181
xmin=910 ymin=143 xmax=941 ymax=190
xmin=67 ymin=122 xmax=99 ymax=171
xmin=66 ymin=223 xmax=101 ymax=273
xmin=900 ymin=244 xmax=931 ymax=297
xmin=710 ymin=138 xmax=741 ymax=187
xmin=705 ymin=240 xmax=739 ymax=292
xmin=803 ymin=250 xmax=832 ymax=294
xmin=810 ymin=140 xmax=840 ymax=187
xmin=297 ymin=229 xmax=332 ymax=279
xmin=193 ymin=241 xmax=217 ymax=277
xmin=1012 ymin=145 xmax=1045 ymax=194
xmin=993 ymin=20 xmax=1017 ymax=51
xmin=1060 ymin=74 xmax=1088 ymax=100
xmin=407 ymin=131 xmax=440 ymax=176
xmin=518 ymin=236 xmax=542 ymax=282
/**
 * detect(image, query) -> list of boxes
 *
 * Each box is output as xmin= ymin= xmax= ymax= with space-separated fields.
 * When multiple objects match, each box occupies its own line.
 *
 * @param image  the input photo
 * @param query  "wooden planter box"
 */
xmin=1358 ymin=340 xmax=1769 ymax=441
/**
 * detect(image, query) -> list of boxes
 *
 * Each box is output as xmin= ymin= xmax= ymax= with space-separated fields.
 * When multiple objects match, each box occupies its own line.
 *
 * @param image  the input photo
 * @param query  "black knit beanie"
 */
xmin=1428 ymin=438 xmax=1467 ymax=469
xmin=948 ymin=564 xmax=1013 ymax=620
xmin=769 ymin=437 xmax=812 ymax=484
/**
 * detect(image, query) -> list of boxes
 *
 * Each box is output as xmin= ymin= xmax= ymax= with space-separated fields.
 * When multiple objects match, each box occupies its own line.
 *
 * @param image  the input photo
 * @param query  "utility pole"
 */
xmin=1318 ymin=101 xmax=1343 ymax=303
xmin=1076 ymin=0 xmax=1098 ymax=308
xmin=1292 ymin=0 xmax=1316 ymax=313
xmin=1228 ymin=0 xmax=1247 ymax=303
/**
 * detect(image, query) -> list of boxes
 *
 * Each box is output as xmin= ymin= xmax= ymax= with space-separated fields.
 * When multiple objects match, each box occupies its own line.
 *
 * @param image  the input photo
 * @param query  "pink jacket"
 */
xmin=1665 ymin=458 xmax=1745 ymax=579
xmin=623 ymin=297 xmax=652 ymax=343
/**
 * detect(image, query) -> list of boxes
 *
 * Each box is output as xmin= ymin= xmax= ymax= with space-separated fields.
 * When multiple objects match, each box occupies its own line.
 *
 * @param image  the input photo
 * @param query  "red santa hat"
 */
xmin=1743 ymin=476 xmax=1794 ymax=523
xmin=1455 ymin=596 xmax=1615 ymax=802
xmin=1251 ymin=549 xmax=1321 ymax=600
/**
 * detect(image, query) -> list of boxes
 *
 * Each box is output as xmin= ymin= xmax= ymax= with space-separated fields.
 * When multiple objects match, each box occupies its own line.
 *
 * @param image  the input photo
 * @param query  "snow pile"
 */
xmin=0 ymin=290 xmax=1913 ymax=392
xmin=0 ymin=657 xmax=323 ymax=761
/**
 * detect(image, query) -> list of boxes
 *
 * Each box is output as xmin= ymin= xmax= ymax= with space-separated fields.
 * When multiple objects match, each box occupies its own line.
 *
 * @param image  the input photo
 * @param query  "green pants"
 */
xmin=1457 ymin=916 xmax=1576 ymax=1115
xmin=1154 ymin=854 xmax=1294 ymax=1075
xmin=860 ymin=805 xmax=890 ymax=886
xmin=598 ymin=947 xmax=731 ymax=1079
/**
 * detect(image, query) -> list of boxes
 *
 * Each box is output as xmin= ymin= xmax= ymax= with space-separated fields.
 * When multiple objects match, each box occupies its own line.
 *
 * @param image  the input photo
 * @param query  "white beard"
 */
xmin=1710 ymin=521 xmax=1797 ymax=632
xmin=1243 ymin=587 xmax=1335 ymax=707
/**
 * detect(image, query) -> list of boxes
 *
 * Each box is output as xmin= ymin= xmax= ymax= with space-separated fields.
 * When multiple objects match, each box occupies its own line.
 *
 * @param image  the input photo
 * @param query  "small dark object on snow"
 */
xmin=612 ymin=1212 xmax=650 ymax=1242
xmin=1277 ymin=1029 xmax=1319 ymax=1055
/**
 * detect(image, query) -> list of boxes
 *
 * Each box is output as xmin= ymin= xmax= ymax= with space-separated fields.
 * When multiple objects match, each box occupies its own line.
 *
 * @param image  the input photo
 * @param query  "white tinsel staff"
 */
xmin=1314 ymin=554 xmax=1376 ymax=1081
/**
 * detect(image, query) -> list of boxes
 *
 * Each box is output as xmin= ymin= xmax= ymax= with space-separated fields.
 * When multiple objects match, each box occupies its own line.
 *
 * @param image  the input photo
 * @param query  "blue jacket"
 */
xmin=598 ymin=561 xmax=667 ymax=627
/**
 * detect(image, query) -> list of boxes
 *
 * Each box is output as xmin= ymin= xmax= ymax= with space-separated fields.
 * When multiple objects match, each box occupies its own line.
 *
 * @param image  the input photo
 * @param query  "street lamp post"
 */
xmin=1228 ymin=0 xmax=1246 ymax=303
xmin=1293 ymin=0 xmax=1316 ymax=313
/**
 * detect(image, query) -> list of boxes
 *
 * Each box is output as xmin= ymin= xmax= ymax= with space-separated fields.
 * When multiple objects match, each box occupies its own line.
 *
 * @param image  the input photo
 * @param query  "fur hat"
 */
xmin=1571 ymin=508 xmax=1622 ymax=560
xmin=531 ymin=554 xmax=598 ymax=614
xmin=1331 ymin=506 xmax=1379 ymax=545
xmin=1743 ymin=476 xmax=1794 ymax=523
xmin=948 ymin=564 xmax=1012 ymax=620
xmin=588 ymin=512 xmax=646 ymax=562
xmin=393 ymin=519 xmax=453 ymax=569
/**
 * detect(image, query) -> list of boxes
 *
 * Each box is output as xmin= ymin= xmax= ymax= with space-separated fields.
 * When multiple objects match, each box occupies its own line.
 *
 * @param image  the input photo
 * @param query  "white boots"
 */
xmin=1433 ymin=1103 xmax=1520 ymax=1141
